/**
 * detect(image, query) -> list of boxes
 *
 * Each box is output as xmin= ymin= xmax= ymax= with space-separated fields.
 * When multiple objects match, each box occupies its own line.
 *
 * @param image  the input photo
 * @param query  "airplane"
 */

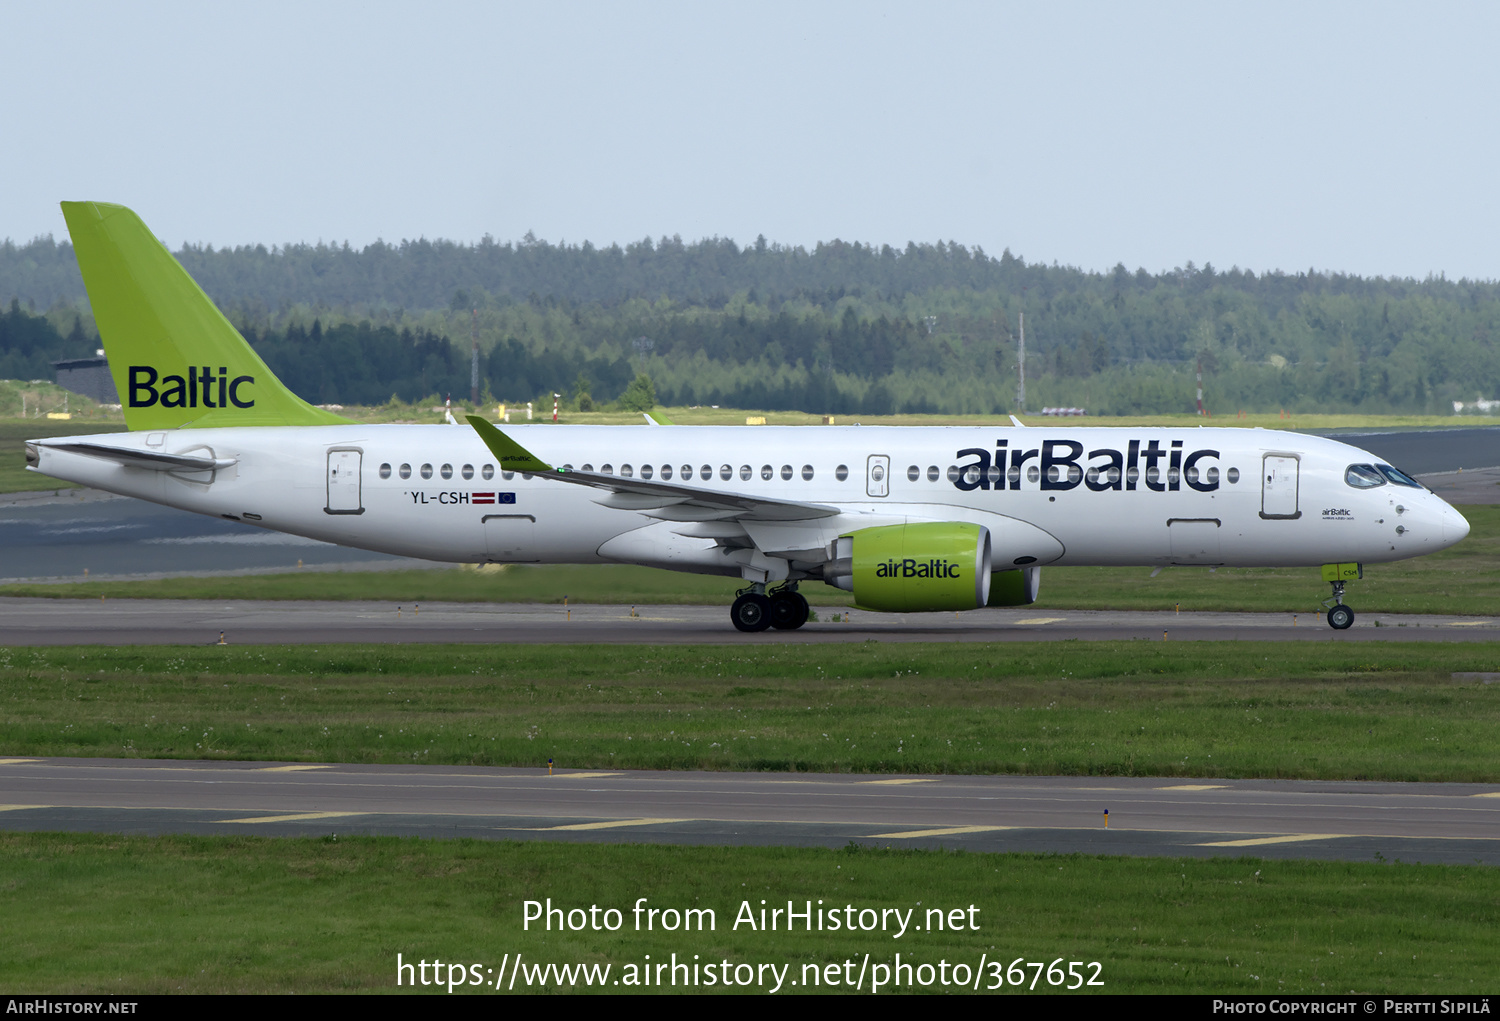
xmin=24 ymin=202 xmax=1472 ymax=632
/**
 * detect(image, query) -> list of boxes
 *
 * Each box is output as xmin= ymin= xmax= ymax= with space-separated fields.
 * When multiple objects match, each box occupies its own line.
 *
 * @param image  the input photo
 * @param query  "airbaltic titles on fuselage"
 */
xmin=952 ymin=438 xmax=1223 ymax=493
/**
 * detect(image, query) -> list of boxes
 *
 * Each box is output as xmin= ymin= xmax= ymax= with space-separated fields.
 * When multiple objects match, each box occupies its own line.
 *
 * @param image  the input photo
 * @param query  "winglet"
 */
xmin=1009 ymin=415 xmax=1027 ymax=428
xmin=466 ymin=416 xmax=555 ymax=473
xmin=643 ymin=410 xmax=675 ymax=426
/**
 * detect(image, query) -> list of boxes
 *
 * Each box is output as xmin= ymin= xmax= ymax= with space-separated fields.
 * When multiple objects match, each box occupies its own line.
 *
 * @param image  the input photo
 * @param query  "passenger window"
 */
xmin=701 ymin=464 xmax=712 ymax=481
xmin=965 ymin=465 xmax=981 ymax=485
xmin=907 ymin=465 xmax=920 ymax=482
xmin=580 ymin=464 xmax=594 ymax=472
xmin=482 ymin=464 xmax=494 ymax=480
xmin=1206 ymin=467 xmax=1219 ymax=485
xmin=420 ymin=463 xmax=433 ymax=480
xmin=1007 ymin=465 xmax=1020 ymax=485
xmin=1166 ymin=467 xmax=1179 ymax=486
xmin=761 ymin=464 xmax=773 ymax=481
xmin=780 ymin=465 xmax=792 ymax=480
xmin=1126 ymin=466 xmax=1140 ymax=485
xmin=987 ymin=465 xmax=1003 ymax=485
xmin=399 ymin=463 xmax=411 ymax=480
xmin=719 ymin=464 xmax=731 ymax=481
xmin=835 ymin=464 xmax=849 ymax=481
xmin=461 ymin=464 xmax=474 ymax=480
xmin=661 ymin=464 xmax=673 ymax=480
xmin=1145 ymin=465 xmax=1160 ymax=485
xmin=379 ymin=463 xmax=392 ymax=479
xmin=1226 ymin=467 xmax=1240 ymax=484
xmin=501 ymin=470 xmax=514 ymax=481
xmin=601 ymin=464 xmax=614 ymax=475
xmin=927 ymin=465 xmax=939 ymax=482
xmin=801 ymin=464 xmax=814 ymax=481
xmin=947 ymin=465 xmax=960 ymax=483
xmin=1027 ymin=465 xmax=1040 ymax=484
xmin=621 ymin=464 xmax=634 ymax=478
xmin=640 ymin=464 xmax=654 ymax=479
xmin=440 ymin=464 xmax=453 ymax=480
xmin=740 ymin=465 xmax=752 ymax=481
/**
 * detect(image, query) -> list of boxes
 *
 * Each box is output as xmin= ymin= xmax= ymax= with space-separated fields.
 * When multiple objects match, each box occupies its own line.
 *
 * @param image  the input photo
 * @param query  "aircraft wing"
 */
xmin=466 ymin=416 xmax=838 ymax=522
xmin=43 ymin=442 xmax=237 ymax=472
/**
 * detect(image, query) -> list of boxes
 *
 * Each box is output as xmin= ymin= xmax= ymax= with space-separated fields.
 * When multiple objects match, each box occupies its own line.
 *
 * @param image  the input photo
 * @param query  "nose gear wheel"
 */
xmin=1323 ymin=580 xmax=1355 ymax=630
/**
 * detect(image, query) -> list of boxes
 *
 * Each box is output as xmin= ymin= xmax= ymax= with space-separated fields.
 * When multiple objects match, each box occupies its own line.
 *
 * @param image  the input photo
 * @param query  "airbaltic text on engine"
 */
xmin=876 ymin=559 xmax=963 ymax=579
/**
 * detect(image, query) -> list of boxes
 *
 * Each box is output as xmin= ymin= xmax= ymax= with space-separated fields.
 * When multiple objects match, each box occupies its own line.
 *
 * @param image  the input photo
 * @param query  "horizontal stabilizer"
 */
xmin=46 ymin=442 xmax=236 ymax=472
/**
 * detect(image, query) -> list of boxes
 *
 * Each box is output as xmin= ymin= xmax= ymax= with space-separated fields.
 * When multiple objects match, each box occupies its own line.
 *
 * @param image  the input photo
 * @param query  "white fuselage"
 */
xmin=27 ymin=424 xmax=1470 ymax=581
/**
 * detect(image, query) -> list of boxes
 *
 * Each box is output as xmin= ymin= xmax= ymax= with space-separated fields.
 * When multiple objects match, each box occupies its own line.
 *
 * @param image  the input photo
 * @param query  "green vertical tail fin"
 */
xmin=61 ymin=201 xmax=351 ymax=429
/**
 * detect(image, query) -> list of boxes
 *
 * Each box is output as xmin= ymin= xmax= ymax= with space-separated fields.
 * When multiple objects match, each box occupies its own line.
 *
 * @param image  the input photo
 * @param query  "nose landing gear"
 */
xmin=1320 ymin=562 xmax=1362 ymax=630
xmin=1323 ymin=580 xmax=1354 ymax=630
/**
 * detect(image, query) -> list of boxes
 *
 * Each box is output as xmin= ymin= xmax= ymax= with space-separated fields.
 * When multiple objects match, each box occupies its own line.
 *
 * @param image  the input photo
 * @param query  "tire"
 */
xmin=1327 ymin=604 xmax=1355 ymax=630
xmin=731 ymin=593 xmax=773 ymax=632
xmin=769 ymin=592 xmax=810 ymax=630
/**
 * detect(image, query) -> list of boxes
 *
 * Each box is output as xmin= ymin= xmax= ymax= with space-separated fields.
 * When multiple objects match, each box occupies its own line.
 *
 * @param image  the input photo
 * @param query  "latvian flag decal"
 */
xmin=471 ymin=493 xmax=516 ymax=504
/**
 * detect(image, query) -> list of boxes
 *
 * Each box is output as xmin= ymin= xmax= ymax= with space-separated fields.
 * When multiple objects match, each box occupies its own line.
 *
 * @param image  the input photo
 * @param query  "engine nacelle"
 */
xmin=824 ymin=522 xmax=992 ymax=611
xmin=987 ymin=566 xmax=1040 ymax=606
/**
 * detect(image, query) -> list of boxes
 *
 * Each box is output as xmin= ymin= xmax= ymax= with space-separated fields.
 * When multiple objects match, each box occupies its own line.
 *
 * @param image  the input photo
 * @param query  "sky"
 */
xmin=3 ymin=1 xmax=1497 ymax=280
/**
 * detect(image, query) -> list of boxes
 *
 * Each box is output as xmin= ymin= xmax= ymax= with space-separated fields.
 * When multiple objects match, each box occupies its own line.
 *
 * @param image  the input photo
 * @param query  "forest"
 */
xmin=3 ymin=231 xmax=1498 ymax=415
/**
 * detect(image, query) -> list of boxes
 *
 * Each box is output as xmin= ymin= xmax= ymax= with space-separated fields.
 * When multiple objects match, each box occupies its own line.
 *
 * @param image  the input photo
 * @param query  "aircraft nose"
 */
xmin=1441 ymin=502 xmax=1471 ymax=546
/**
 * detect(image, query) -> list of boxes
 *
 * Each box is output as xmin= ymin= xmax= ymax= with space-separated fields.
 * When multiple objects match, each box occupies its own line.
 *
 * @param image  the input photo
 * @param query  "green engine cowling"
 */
xmin=824 ymin=522 xmax=992 ymax=611
xmin=987 ymin=566 xmax=1040 ymax=606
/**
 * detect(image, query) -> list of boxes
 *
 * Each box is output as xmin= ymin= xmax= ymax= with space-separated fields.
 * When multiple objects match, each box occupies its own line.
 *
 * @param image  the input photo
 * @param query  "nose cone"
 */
xmin=1440 ymin=502 xmax=1471 ymax=547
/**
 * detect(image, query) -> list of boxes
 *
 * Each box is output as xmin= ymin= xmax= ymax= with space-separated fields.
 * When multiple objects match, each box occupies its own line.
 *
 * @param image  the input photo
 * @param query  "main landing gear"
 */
xmin=730 ymin=582 xmax=809 ymax=633
xmin=1324 ymin=580 xmax=1355 ymax=630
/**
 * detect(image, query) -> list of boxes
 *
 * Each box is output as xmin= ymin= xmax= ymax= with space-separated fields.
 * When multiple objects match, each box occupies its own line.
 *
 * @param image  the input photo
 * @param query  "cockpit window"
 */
xmin=1378 ymin=464 xmax=1424 ymax=489
xmin=1345 ymin=464 xmax=1386 ymax=489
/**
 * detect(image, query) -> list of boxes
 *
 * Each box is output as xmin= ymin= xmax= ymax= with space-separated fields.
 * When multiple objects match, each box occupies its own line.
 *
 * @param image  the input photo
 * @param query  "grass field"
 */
xmin=5 ymin=643 xmax=1500 ymax=781
xmin=0 ymin=420 xmax=126 ymax=493
xmin=1 ymin=833 xmax=1494 ymax=994
xmin=6 ymin=502 xmax=1497 ymax=618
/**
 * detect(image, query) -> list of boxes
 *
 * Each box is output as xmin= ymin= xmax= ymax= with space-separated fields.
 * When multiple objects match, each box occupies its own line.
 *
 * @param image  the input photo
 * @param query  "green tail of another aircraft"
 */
xmin=61 ymin=201 xmax=351 ymax=430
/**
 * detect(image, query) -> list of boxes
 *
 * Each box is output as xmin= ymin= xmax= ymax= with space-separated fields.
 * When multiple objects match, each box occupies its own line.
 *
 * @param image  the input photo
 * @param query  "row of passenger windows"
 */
xmin=914 ymin=463 xmax=1241 ymax=486
xmin=377 ymin=462 xmax=853 ymax=482
xmin=375 ymin=460 xmax=1247 ymax=487
xmin=379 ymin=462 xmax=496 ymax=481
xmin=579 ymin=463 xmax=833 ymax=481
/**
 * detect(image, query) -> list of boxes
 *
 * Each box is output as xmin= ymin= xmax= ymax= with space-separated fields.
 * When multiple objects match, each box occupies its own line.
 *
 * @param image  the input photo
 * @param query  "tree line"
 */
xmin=5 ymin=228 xmax=1500 ymax=414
